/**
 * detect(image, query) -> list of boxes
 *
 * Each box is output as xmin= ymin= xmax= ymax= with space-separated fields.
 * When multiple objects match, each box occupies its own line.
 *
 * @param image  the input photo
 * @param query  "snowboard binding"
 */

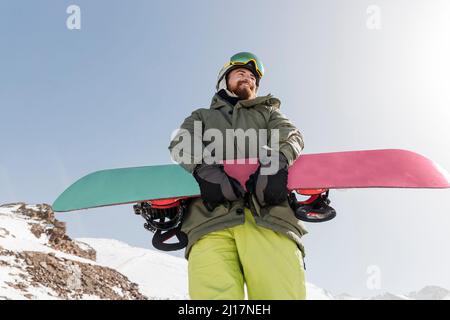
xmin=133 ymin=197 xmax=189 ymax=251
xmin=289 ymin=189 xmax=337 ymax=223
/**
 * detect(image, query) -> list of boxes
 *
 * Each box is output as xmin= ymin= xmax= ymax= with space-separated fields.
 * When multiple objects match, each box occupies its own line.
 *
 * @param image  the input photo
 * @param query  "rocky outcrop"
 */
xmin=12 ymin=203 xmax=96 ymax=261
xmin=0 ymin=203 xmax=147 ymax=300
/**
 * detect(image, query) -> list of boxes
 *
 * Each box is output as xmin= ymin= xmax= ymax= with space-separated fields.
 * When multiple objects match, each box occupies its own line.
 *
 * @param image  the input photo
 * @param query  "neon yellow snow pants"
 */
xmin=188 ymin=208 xmax=306 ymax=300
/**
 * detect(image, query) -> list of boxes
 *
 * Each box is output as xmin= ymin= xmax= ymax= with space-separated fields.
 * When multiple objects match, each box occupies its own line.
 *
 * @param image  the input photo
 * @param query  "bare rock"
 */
xmin=16 ymin=204 xmax=97 ymax=261
xmin=21 ymin=251 xmax=147 ymax=300
xmin=0 ymin=228 xmax=10 ymax=238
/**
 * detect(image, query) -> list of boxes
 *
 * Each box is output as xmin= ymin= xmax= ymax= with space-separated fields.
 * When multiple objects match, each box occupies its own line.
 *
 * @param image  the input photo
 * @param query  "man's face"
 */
xmin=226 ymin=67 xmax=257 ymax=100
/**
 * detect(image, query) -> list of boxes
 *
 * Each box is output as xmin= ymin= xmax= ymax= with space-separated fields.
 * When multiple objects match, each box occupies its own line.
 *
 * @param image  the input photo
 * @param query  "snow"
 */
xmin=19 ymin=285 xmax=59 ymax=300
xmin=79 ymin=294 xmax=102 ymax=300
xmin=306 ymin=283 xmax=335 ymax=300
xmin=78 ymin=237 xmax=338 ymax=300
xmin=0 ymin=204 xmax=102 ymax=300
xmin=77 ymin=237 xmax=450 ymax=300
xmin=77 ymin=238 xmax=189 ymax=299
xmin=370 ymin=293 xmax=411 ymax=300
xmin=2 ymin=203 xmax=449 ymax=300
xmin=0 ymin=205 xmax=97 ymax=266
xmin=408 ymin=285 xmax=450 ymax=300
xmin=0 ymin=254 xmax=59 ymax=300
xmin=0 ymin=207 xmax=49 ymax=250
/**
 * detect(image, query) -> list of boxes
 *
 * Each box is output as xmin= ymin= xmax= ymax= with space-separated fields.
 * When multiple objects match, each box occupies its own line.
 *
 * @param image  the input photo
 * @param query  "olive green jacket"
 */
xmin=168 ymin=93 xmax=308 ymax=259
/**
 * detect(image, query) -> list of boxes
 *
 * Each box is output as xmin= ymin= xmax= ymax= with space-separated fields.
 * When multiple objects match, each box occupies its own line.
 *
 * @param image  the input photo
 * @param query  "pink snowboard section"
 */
xmin=223 ymin=149 xmax=450 ymax=190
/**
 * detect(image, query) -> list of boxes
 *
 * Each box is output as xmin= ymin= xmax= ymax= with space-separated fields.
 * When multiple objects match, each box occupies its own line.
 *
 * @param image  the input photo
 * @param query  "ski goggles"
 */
xmin=224 ymin=52 xmax=265 ymax=79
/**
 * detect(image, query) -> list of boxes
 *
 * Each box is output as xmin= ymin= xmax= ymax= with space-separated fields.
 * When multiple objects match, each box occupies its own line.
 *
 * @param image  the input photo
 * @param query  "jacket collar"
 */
xmin=209 ymin=92 xmax=280 ymax=110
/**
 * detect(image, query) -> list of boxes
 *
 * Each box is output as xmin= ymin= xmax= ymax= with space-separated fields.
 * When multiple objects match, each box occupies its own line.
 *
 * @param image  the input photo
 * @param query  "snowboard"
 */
xmin=53 ymin=149 xmax=449 ymax=213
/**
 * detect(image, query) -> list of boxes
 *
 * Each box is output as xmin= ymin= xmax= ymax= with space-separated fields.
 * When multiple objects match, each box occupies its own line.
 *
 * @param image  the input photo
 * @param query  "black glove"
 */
xmin=246 ymin=153 xmax=289 ymax=207
xmin=193 ymin=163 xmax=245 ymax=211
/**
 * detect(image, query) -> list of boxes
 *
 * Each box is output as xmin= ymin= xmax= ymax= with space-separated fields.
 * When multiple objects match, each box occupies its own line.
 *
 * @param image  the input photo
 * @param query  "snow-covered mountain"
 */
xmin=77 ymin=237 xmax=335 ymax=300
xmin=1 ymin=202 xmax=449 ymax=300
xmin=77 ymin=238 xmax=189 ymax=299
xmin=78 ymin=238 xmax=450 ymax=300
xmin=369 ymin=286 xmax=450 ymax=300
xmin=0 ymin=203 xmax=146 ymax=300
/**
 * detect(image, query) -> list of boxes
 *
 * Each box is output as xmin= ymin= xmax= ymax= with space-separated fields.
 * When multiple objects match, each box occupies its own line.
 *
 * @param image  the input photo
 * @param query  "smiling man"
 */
xmin=224 ymin=67 xmax=257 ymax=100
xmin=168 ymin=52 xmax=307 ymax=300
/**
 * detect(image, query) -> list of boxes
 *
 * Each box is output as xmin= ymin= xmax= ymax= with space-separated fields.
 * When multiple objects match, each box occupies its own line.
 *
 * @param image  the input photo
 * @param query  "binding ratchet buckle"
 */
xmin=289 ymin=189 xmax=337 ymax=223
xmin=133 ymin=197 xmax=189 ymax=251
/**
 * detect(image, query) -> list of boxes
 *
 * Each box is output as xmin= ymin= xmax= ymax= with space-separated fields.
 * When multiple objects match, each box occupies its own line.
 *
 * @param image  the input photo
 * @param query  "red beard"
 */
xmin=232 ymin=81 xmax=255 ymax=100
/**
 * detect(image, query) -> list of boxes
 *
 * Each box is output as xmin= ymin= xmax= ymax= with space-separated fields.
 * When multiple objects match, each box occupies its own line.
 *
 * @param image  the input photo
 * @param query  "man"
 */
xmin=168 ymin=52 xmax=307 ymax=300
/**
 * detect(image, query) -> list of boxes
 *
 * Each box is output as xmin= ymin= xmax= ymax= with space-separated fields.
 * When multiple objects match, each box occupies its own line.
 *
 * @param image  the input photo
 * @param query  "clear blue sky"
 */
xmin=1 ymin=0 xmax=450 ymax=297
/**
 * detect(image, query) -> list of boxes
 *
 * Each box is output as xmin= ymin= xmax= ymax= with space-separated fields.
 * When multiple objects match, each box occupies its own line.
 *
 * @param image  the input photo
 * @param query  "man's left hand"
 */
xmin=245 ymin=153 xmax=289 ymax=207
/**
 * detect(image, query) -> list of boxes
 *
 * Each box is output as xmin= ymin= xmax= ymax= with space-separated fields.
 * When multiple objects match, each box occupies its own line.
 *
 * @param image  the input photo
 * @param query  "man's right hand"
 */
xmin=193 ymin=163 xmax=245 ymax=211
